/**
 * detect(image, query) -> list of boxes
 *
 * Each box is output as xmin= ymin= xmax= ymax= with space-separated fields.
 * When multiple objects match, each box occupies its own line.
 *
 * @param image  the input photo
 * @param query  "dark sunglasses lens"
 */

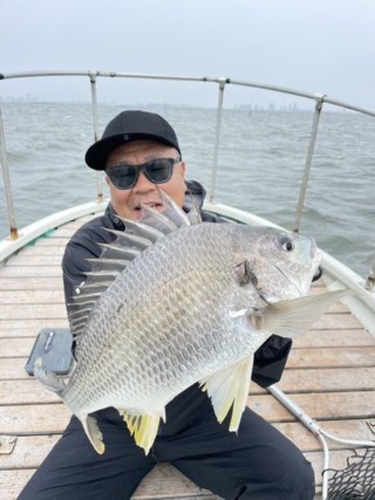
xmin=106 ymin=158 xmax=177 ymax=190
xmin=108 ymin=165 xmax=137 ymax=189
xmin=145 ymin=159 xmax=174 ymax=184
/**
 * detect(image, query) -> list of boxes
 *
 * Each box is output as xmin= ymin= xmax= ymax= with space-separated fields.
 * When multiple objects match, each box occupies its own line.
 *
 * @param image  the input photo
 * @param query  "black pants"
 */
xmin=19 ymin=406 xmax=314 ymax=500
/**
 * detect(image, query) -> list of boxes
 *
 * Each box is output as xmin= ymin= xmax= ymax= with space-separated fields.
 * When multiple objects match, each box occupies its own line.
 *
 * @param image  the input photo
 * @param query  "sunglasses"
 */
xmin=105 ymin=157 xmax=181 ymax=190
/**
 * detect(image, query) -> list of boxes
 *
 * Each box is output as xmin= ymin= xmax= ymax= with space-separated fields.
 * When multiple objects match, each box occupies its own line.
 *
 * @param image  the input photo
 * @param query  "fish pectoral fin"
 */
xmin=119 ymin=409 xmax=164 ymax=455
xmin=199 ymin=356 xmax=253 ymax=432
xmin=81 ymin=415 xmax=105 ymax=455
xmin=257 ymin=289 xmax=354 ymax=337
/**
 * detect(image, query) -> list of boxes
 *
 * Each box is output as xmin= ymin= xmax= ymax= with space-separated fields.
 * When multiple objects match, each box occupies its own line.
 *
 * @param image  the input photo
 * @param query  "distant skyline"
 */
xmin=1 ymin=0 xmax=375 ymax=109
xmin=1 ymin=94 xmax=364 ymax=114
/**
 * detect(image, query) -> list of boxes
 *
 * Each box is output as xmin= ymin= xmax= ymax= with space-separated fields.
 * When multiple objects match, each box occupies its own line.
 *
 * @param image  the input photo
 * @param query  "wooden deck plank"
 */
xmin=279 ymin=366 xmax=375 ymax=392
xmin=0 ymin=266 xmax=62 ymax=278
xmin=0 ymin=379 xmax=62 ymax=404
xmin=249 ymin=391 xmax=375 ymax=423
xmin=0 ymin=403 xmax=71 ymax=434
xmin=311 ymin=313 xmax=362 ymax=329
xmin=0 ymin=290 xmax=64 ymax=304
xmin=5 ymin=255 xmax=64 ymax=266
xmin=16 ymin=246 xmax=66 ymax=256
xmin=0 ymin=303 xmax=67 ymax=320
xmin=29 ymin=237 xmax=71 ymax=247
xmin=292 ymin=328 xmax=374 ymax=347
xmin=0 ymin=319 xmax=68 ymax=335
xmin=287 ymin=346 xmax=375 ymax=368
xmin=0 ymin=358 xmax=32 ymax=379
xmin=0 ymin=277 xmax=63 ymax=291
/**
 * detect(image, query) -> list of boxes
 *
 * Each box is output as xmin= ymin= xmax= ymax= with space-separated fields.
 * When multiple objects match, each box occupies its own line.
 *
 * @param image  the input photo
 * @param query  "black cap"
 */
xmin=85 ymin=110 xmax=181 ymax=171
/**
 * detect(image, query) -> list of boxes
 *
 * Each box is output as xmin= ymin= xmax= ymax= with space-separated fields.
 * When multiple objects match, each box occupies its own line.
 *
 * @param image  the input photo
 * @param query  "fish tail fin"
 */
xmin=119 ymin=409 xmax=164 ymax=455
xmin=257 ymin=289 xmax=354 ymax=338
xmin=81 ymin=414 xmax=105 ymax=455
xmin=34 ymin=357 xmax=66 ymax=395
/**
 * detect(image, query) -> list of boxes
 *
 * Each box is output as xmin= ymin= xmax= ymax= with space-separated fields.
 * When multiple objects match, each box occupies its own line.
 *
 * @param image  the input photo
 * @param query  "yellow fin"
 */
xmin=256 ymin=289 xmax=354 ymax=338
xmin=200 ymin=356 xmax=254 ymax=432
xmin=119 ymin=409 xmax=164 ymax=455
xmin=81 ymin=414 xmax=105 ymax=455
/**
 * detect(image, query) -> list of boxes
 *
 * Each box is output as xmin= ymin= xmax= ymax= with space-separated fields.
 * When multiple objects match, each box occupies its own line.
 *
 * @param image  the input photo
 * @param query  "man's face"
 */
xmin=105 ymin=140 xmax=186 ymax=220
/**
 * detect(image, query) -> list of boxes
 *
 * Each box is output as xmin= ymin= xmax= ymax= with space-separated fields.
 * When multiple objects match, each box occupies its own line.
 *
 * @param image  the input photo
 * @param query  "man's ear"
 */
xmin=180 ymin=160 xmax=186 ymax=176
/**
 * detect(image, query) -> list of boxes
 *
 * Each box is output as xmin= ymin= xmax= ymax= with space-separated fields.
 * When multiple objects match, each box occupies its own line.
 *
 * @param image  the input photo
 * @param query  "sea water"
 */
xmin=0 ymin=101 xmax=374 ymax=278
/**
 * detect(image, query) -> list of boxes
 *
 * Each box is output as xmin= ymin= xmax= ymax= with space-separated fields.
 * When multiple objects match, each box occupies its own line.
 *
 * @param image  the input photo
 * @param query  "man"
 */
xmin=19 ymin=110 xmax=315 ymax=499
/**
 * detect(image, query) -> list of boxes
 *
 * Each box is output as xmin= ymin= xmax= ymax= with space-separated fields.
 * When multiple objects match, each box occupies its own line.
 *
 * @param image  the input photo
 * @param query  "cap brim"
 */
xmin=85 ymin=136 xmax=125 ymax=171
xmin=85 ymin=133 xmax=181 ymax=171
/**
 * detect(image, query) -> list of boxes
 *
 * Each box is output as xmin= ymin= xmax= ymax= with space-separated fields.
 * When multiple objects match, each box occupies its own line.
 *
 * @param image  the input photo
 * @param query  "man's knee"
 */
xmin=283 ymin=454 xmax=315 ymax=499
xmin=233 ymin=450 xmax=315 ymax=499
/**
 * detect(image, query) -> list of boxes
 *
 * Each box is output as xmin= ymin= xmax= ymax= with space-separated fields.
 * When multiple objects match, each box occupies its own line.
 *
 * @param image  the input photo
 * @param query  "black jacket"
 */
xmin=62 ymin=181 xmax=292 ymax=433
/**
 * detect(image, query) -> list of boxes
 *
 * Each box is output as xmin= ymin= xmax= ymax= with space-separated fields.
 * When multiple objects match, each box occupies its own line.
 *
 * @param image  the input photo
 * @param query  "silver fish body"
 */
xmin=65 ymin=223 xmax=316 ymax=409
xmin=35 ymin=196 xmax=347 ymax=454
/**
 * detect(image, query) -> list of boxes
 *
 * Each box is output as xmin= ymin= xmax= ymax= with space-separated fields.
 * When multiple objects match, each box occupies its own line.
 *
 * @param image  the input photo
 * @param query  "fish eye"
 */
xmin=278 ymin=235 xmax=295 ymax=252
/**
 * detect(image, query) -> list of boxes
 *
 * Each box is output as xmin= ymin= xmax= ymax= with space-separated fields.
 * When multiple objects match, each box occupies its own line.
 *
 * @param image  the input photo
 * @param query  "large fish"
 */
xmin=35 ymin=193 xmax=348 ymax=455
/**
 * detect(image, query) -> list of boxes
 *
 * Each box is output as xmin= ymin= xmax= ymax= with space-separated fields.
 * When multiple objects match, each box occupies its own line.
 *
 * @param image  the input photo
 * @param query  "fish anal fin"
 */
xmin=118 ymin=409 xmax=164 ymax=455
xmin=199 ymin=356 xmax=253 ymax=432
xmin=81 ymin=414 xmax=105 ymax=455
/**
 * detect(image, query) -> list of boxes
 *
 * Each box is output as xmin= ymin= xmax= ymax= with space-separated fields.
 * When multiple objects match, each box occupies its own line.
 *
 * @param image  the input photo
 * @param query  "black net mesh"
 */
xmin=327 ymin=448 xmax=375 ymax=499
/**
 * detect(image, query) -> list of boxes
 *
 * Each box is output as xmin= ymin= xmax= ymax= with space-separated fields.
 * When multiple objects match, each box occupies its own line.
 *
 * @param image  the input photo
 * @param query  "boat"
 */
xmin=1 ymin=70 xmax=375 ymax=500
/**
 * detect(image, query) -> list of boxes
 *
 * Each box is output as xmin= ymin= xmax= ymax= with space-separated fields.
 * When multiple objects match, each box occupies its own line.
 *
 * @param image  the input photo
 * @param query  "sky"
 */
xmin=1 ymin=0 xmax=375 ymax=109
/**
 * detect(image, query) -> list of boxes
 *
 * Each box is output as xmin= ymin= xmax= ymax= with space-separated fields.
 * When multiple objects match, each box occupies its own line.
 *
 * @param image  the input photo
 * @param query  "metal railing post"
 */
xmin=365 ymin=257 xmax=375 ymax=291
xmin=89 ymin=73 xmax=104 ymax=204
xmin=209 ymin=78 xmax=227 ymax=203
xmin=0 ymin=102 xmax=18 ymax=239
xmin=293 ymin=95 xmax=325 ymax=233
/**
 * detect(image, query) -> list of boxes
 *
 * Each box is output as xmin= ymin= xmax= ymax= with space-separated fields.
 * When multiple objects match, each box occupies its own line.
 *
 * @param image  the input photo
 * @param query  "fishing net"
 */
xmin=327 ymin=448 xmax=375 ymax=499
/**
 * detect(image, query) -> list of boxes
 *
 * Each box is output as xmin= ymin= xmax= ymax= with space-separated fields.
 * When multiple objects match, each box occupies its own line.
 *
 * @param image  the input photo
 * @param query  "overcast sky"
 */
xmin=1 ymin=0 xmax=375 ymax=108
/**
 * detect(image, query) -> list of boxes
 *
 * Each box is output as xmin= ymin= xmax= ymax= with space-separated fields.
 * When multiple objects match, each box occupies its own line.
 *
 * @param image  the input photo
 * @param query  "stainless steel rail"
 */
xmin=1 ymin=70 xmax=375 ymax=282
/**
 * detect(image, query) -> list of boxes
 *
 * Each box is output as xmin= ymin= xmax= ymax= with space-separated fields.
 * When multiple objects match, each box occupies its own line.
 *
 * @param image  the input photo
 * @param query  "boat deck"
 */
xmin=1 ymin=216 xmax=375 ymax=499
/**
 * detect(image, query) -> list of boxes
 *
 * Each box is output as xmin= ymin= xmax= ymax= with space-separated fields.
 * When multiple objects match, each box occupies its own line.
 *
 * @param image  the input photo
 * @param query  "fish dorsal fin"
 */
xmin=149 ymin=190 xmax=192 ymax=229
xmin=136 ymin=192 xmax=192 ymax=231
xmin=118 ymin=409 xmax=165 ymax=455
xmin=199 ymin=356 xmax=254 ymax=432
xmin=116 ymin=218 xmax=167 ymax=243
xmin=69 ymin=191 xmax=199 ymax=345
